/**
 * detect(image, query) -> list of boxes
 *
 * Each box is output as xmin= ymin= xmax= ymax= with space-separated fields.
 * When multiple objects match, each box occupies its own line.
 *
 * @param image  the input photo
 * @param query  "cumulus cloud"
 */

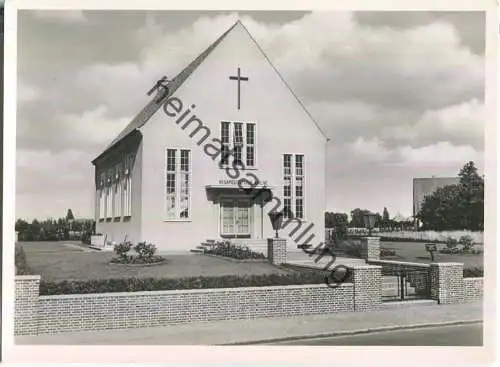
xmin=16 ymin=10 xmax=485 ymax=219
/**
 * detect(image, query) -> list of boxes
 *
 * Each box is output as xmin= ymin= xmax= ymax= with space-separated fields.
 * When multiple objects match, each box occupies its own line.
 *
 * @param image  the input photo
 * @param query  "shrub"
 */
xmin=112 ymin=242 xmax=133 ymax=263
xmin=380 ymin=248 xmax=396 ymax=257
xmin=204 ymin=240 xmax=266 ymax=260
xmin=463 ymin=267 xmax=483 ymax=278
xmin=38 ymin=270 xmax=352 ymax=295
xmin=133 ymin=242 xmax=158 ymax=263
xmin=445 ymin=236 xmax=458 ymax=249
xmin=15 ymin=245 xmax=31 ymax=275
xmin=111 ymin=241 xmax=164 ymax=264
xmin=459 ymin=235 xmax=475 ymax=252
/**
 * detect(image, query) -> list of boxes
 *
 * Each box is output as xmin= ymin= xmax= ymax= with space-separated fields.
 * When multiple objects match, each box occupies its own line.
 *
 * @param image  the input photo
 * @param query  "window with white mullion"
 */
xmin=98 ymin=172 xmax=106 ymax=220
xmin=165 ymin=148 xmax=191 ymax=220
xmin=233 ymin=122 xmax=244 ymax=167
xmin=221 ymin=122 xmax=231 ymax=166
xmin=283 ymin=154 xmax=292 ymax=219
xmin=295 ymin=154 xmax=304 ymax=219
xmin=179 ymin=149 xmax=191 ymax=219
xmin=246 ymin=123 xmax=255 ymax=168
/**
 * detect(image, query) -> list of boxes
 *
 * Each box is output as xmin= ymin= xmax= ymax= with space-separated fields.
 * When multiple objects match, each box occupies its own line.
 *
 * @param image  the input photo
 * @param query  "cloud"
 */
xmin=398 ymin=141 xmax=482 ymax=165
xmin=15 ymin=11 xmax=486 ymax=220
xmin=17 ymin=82 xmax=41 ymax=103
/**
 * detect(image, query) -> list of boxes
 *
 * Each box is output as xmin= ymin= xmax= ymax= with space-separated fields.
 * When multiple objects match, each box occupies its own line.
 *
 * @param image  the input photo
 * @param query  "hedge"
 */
xmin=39 ymin=270 xmax=350 ymax=296
xmin=463 ymin=267 xmax=483 ymax=278
xmin=15 ymin=245 xmax=31 ymax=275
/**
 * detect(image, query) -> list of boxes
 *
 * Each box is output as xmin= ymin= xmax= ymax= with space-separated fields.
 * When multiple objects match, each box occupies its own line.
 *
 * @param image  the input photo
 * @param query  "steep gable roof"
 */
xmin=93 ymin=20 xmax=329 ymax=164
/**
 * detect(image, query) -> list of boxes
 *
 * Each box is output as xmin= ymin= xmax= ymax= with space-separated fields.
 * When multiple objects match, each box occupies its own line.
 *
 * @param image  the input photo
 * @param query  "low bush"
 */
xmin=111 ymin=241 xmax=164 ymax=264
xmin=38 ymin=270 xmax=349 ymax=295
xmin=380 ymin=248 xmax=396 ymax=257
xmin=204 ymin=240 xmax=266 ymax=260
xmin=463 ymin=267 xmax=483 ymax=278
xmin=15 ymin=245 xmax=31 ymax=275
xmin=340 ymin=240 xmax=363 ymax=258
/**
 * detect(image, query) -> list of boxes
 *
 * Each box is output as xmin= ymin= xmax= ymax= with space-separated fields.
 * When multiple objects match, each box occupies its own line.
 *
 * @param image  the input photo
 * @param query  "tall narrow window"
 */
xmin=123 ymin=153 xmax=133 ymax=217
xmin=221 ymin=122 xmax=230 ymax=166
xmin=295 ymin=154 xmax=304 ymax=219
xmin=106 ymin=169 xmax=113 ymax=220
xmin=283 ymin=154 xmax=292 ymax=219
xmin=283 ymin=154 xmax=305 ymax=220
xmin=246 ymin=123 xmax=255 ymax=168
xmin=99 ymin=172 xmax=106 ymax=220
xmin=165 ymin=148 xmax=191 ymax=220
xmin=233 ymin=122 xmax=243 ymax=167
xmin=180 ymin=150 xmax=191 ymax=218
xmin=113 ymin=163 xmax=122 ymax=219
xmin=165 ymin=149 xmax=177 ymax=220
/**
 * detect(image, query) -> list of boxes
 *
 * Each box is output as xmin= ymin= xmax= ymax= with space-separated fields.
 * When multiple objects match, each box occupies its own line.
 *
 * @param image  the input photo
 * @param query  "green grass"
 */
xmin=379 ymin=241 xmax=484 ymax=269
xmin=19 ymin=241 xmax=294 ymax=282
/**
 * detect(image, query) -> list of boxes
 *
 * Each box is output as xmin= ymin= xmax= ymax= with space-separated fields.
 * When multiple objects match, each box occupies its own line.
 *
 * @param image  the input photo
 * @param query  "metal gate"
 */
xmin=382 ymin=268 xmax=431 ymax=302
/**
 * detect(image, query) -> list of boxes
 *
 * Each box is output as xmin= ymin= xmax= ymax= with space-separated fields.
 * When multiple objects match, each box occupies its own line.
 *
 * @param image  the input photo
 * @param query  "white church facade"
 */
xmin=91 ymin=21 xmax=328 ymax=253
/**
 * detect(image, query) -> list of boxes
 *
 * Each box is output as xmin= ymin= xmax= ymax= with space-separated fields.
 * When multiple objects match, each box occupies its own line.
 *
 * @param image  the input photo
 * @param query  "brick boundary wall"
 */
xmin=14 ymin=276 xmax=40 ymax=336
xmin=463 ymin=277 xmax=483 ymax=302
xmin=360 ymin=237 xmax=381 ymax=261
xmin=429 ymin=263 xmax=465 ymax=304
xmin=15 ymin=278 xmax=357 ymax=336
xmin=352 ymin=265 xmax=382 ymax=311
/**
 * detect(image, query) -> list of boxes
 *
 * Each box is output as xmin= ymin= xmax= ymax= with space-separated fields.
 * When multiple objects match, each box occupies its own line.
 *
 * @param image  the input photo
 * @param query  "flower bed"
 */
xmin=203 ymin=240 xmax=266 ymax=260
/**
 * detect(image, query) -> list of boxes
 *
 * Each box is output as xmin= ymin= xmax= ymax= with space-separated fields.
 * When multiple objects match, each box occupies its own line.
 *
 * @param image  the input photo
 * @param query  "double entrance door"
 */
xmin=220 ymin=199 xmax=251 ymax=237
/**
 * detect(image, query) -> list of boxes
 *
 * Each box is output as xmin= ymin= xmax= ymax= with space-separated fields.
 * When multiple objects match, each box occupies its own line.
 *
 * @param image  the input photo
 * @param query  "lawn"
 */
xmin=19 ymin=241 xmax=294 ymax=282
xmin=379 ymin=241 xmax=484 ymax=269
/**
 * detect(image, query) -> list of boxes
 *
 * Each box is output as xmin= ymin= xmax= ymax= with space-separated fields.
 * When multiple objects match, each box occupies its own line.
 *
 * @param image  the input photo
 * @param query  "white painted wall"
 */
xmin=137 ymin=23 xmax=326 ymax=252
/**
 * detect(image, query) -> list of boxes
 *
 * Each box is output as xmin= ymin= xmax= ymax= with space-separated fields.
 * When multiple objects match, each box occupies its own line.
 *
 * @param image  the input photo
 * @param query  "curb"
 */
xmin=223 ymin=319 xmax=483 ymax=345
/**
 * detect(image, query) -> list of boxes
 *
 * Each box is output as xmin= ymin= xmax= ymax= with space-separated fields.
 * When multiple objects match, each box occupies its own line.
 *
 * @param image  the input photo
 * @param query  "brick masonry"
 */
xmin=352 ymin=265 xmax=382 ymax=311
xmin=267 ymin=237 xmax=287 ymax=265
xmin=463 ymin=277 xmax=483 ymax=302
xmin=430 ymin=262 xmax=465 ymax=304
xmin=14 ymin=276 xmax=41 ymax=336
xmin=360 ymin=237 xmax=380 ymax=261
xmin=17 ymin=279 xmax=355 ymax=336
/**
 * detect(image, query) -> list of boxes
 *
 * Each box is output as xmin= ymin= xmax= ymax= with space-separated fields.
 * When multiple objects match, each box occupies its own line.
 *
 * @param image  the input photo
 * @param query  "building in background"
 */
xmin=413 ymin=176 xmax=459 ymax=227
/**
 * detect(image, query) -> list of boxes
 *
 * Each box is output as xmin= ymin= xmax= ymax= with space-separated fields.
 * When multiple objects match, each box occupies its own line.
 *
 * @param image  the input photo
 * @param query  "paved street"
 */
xmin=262 ymin=323 xmax=483 ymax=346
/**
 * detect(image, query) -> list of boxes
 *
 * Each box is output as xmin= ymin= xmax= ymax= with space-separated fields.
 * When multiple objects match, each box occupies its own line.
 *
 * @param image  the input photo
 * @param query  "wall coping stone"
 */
xmin=39 ymin=282 xmax=354 ymax=300
xmin=430 ymin=262 xmax=464 ymax=267
xmin=367 ymin=260 xmax=430 ymax=268
xmin=15 ymin=275 xmax=41 ymax=281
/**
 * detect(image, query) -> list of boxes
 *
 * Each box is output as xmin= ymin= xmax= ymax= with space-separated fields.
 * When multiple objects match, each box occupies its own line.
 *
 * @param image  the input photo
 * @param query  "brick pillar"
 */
xmin=430 ymin=262 xmax=465 ymax=304
xmin=267 ymin=238 xmax=287 ymax=265
xmin=360 ymin=236 xmax=380 ymax=261
xmin=15 ymin=275 xmax=41 ymax=335
xmin=352 ymin=265 xmax=382 ymax=311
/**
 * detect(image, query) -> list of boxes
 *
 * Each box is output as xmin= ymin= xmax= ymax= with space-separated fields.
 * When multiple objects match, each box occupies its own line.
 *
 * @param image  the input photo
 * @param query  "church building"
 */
xmin=91 ymin=20 xmax=328 ymax=253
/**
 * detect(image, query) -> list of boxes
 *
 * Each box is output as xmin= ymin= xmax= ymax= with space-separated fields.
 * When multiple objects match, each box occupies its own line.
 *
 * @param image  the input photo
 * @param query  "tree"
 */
xmin=457 ymin=161 xmax=484 ymax=231
xmin=417 ymin=161 xmax=484 ymax=231
xmin=325 ymin=212 xmax=349 ymax=245
xmin=349 ymin=208 xmax=367 ymax=228
xmin=382 ymin=207 xmax=390 ymax=222
xmin=66 ymin=209 xmax=75 ymax=221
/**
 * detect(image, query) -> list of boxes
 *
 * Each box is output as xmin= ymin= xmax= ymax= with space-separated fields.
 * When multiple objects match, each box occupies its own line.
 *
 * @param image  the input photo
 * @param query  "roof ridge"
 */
xmin=94 ymin=21 xmax=240 ymax=162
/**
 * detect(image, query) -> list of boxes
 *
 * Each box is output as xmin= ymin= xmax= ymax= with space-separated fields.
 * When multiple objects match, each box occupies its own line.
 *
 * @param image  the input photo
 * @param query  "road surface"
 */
xmin=262 ymin=323 xmax=483 ymax=346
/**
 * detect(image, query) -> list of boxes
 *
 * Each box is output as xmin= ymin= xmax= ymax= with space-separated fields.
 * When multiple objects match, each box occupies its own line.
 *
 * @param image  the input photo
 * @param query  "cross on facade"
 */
xmin=229 ymin=67 xmax=249 ymax=110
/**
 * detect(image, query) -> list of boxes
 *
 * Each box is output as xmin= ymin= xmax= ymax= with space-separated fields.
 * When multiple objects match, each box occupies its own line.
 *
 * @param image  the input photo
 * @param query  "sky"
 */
xmin=16 ymin=10 xmax=485 ymax=221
